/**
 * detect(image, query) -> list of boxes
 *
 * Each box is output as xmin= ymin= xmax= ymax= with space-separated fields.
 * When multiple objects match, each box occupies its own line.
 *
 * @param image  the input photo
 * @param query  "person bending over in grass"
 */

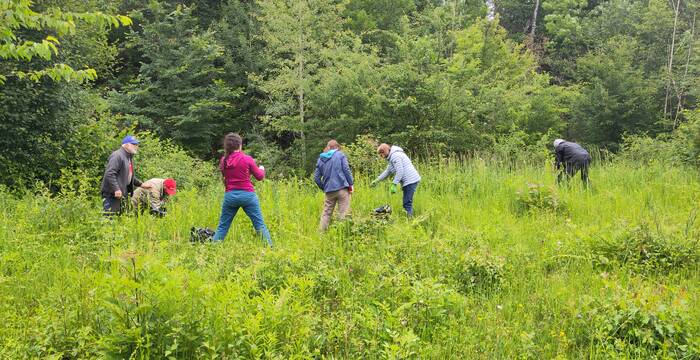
xmin=212 ymin=133 xmax=272 ymax=246
xmin=314 ymin=139 xmax=354 ymax=231
xmin=370 ymin=143 xmax=421 ymax=217
xmin=132 ymin=178 xmax=177 ymax=217
xmin=553 ymin=139 xmax=591 ymax=188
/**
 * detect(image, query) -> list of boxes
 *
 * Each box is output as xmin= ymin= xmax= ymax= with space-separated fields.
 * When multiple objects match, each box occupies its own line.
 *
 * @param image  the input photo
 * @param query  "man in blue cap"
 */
xmin=100 ymin=135 xmax=151 ymax=215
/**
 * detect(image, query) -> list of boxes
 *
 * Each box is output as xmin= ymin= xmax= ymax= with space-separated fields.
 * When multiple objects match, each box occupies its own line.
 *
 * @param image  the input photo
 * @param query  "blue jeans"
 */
xmin=213 ymin=190 xmax=272 ymax=246
xmin=402 ymin=182 xmax=419 ymax=217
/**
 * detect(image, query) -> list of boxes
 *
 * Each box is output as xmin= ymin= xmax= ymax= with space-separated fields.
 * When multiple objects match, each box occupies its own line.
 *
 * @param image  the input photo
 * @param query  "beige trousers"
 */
xmin=320 ymin=189 xmax=351 ymax=231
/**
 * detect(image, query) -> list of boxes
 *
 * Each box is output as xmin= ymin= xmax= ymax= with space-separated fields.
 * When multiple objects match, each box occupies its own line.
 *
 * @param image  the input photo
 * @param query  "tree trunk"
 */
xmin=530 ymin=0 xmax=540 ymax=40
xmin=664 ymin=0 xmax=681 ymax=124
xmin=674 ymin=13 xmax=696 ymax=127
xmin=298 ymin=34 xmax=306 ymax=167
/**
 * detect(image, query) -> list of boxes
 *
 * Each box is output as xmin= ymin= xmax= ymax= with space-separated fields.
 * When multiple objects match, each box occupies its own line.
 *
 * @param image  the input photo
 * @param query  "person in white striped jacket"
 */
xmin=370 ymin=143 xmax=421 ymax=217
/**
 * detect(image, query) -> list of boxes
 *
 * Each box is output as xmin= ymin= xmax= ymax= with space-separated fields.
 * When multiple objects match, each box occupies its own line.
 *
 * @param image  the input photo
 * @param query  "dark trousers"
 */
xmin=558 ymin=159 xmax=590 ymax=187
xmin=402 ymin=182 xmax=419 ymax=217
xmin=102 ymin=196 xmax=123 ymax=216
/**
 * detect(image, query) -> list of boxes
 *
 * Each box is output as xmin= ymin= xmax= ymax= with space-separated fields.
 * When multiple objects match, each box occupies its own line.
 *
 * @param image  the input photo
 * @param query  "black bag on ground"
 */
xmin=373 ymin=205 xmax=392 ymax=216
xmin=190 ymin=227 xmax=215 ymax=243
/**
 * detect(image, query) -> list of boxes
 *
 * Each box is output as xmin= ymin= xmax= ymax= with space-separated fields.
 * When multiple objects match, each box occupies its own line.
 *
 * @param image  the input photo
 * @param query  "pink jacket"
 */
xmin=219 ymin=151 xmax=265 ymax=192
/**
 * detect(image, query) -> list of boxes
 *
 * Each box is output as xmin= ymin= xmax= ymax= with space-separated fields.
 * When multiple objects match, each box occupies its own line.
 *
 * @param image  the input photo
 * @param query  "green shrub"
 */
xmin=450 ymin=252 xmax=505 ymax=295
xmin=343 ymin=134 xmax=383 ymax=176
xmin=513 ymin=183 xmax=565 ymax=215
xmin=578 ymin=291 xmax=699 ymax=359
xmin=618 ymin=112 xmax=700 ymax=167
xmin=591 ymin=225 xmax=700 ymax=274
xmin=134 ymin=131 xmax=216 ymax=190
xmin=329 ymin=214 xmax=391 ymax=245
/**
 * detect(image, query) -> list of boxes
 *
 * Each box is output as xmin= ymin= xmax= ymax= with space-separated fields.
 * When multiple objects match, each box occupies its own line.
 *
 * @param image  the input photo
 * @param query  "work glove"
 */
xmin=390 ymin=183 xmax=398 ymax=194
xmin=259 ymin=165 xmax=265 ymax=171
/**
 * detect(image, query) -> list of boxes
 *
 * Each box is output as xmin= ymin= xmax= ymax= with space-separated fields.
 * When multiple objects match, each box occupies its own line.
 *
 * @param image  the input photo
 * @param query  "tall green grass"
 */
xmin=0 ymin=160 xmax=698 ymax=358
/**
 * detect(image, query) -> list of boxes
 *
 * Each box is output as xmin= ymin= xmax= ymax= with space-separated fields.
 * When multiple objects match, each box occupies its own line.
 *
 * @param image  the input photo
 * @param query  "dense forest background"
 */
xmin=2 ymin=0 xmax=699 ymax=188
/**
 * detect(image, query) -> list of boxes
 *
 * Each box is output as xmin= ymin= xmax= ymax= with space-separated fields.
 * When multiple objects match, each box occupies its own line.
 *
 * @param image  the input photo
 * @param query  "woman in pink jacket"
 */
xmin=212 ymin=133 xmax=272 ymax=246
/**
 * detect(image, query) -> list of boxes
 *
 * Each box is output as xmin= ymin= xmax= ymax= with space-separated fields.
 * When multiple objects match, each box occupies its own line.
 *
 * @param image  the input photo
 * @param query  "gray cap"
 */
xmin=553 ymin=139 xmax=565 ymax=147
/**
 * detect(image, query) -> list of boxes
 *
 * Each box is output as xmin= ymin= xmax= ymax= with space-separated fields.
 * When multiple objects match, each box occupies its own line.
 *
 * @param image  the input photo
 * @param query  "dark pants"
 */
xmin=558 ymin=159 xmax=590 ymax=187
xmin=402 ymin=182 xmax=419 ymax=217
xmin=102 ymin=196 xmax=123 ymax=216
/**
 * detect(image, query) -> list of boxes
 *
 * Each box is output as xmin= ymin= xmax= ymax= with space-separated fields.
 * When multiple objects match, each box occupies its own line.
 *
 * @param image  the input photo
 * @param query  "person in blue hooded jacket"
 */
xmin=314 ymin=140 xmax=354 ymax=231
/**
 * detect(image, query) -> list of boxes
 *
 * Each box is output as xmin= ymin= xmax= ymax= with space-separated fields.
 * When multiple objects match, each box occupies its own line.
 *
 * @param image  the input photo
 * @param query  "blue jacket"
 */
xmin=314 ymin=149 xmax=354 ymax=193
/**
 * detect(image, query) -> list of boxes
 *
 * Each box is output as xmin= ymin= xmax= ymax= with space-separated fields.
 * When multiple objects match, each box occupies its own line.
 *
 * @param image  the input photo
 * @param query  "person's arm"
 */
xmin=392 ymin=156 xmax=405 ymax=185
xmin=218 ymin=157 xmax=226 ymax=185
xmin=341 ymin=155 xmax=354 ymax=186
xmin=104 ymin=154 xmax=121 ymax=194
xmin=554 ymin=148 xmax=563 ymax=169
xmin=375 ymin=162 xmax=394 ymax=182
xmin=249 ymin=157 xmax=265 ymax=181
xmin=314 ymin=162 xmax=324 ymax=190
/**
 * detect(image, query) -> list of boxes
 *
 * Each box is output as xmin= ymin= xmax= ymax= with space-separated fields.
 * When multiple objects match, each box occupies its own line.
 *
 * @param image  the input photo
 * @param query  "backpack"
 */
xmin=190 ymin=227 xmax=215 ymax=243
xmin=373 ymin=205 xmax=392 ymax=216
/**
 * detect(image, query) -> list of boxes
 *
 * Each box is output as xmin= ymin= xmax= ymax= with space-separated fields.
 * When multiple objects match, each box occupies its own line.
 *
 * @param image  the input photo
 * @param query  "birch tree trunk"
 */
xmin=664 ymin=0 xmax=681 ymax=123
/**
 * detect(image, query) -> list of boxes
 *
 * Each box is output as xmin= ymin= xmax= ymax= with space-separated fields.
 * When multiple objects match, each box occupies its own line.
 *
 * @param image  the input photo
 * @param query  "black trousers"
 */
xmin=558 ymin=159 xmax=590 ymax=187
xmin=102 ymin=196 xmax=124 ymax=216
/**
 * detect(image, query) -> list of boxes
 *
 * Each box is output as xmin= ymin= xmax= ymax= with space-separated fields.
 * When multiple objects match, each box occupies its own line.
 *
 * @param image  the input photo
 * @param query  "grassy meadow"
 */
xmin=1 ymin=159 xmax=699 ymax=359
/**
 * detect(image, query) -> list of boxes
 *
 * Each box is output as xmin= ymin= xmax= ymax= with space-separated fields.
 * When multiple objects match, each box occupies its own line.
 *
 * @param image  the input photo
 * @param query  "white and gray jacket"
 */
xmin=376 ymin=146 xmax=421 ymax=186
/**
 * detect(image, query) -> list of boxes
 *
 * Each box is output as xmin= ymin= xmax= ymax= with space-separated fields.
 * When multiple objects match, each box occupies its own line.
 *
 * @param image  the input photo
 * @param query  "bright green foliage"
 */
xmin=580 ymin=287 xmax=698 ymax=358
xmin=1 ymin=159 xmax=699 ymax=357
xmin=542 ymin=0 xmax=587 ymax=46
xmin=254 ymin=0 xmax=348 ymax=168
xmin=2 ymin=0 xmax=700 ymax=185
xmin=0 ymin=0 xmax=130 ymax=83
xmin=571 ymin=36 xmax=661 ymax=148
xmin=134 ymin=131 xmax=216 ymax=190
xmin=447 ymin=19 xmax=569 ymax=142
xmin=590 ymin=224 xmax=700 ymax=274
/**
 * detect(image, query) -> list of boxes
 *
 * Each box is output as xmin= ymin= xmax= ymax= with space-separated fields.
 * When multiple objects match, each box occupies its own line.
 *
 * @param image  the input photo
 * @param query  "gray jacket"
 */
xmin=376 ymin=146 xmax=421 ymax=186
xmin=100 ymin=147 xmax=142 ymax=197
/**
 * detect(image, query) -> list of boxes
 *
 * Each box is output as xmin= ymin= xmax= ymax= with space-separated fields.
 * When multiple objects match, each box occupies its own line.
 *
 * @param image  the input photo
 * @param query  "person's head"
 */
xmin=163 ymin=178 xmax=177 ymax=196
xmin=377 ymin=143 xmax=391 ymax=159
xmin=324 ymin=139 xmax=340 ymax=152
xmin=121 ymin=135 xmax=140 ymax=154
xmin=553 ymin=139 xmax=565 ymax=148
xmin=223 ymin=133 xmax=243 ymax=155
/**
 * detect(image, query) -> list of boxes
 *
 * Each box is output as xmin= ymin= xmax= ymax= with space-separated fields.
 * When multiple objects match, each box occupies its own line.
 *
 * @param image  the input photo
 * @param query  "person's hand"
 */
xmin=348 ymin=185 xmax=354 ymax=194
xmin=370 ymin=180 xmax=378 ymax=188
xmin=140 ymin=183 xmax=152 ymax=189
xmin=259 ymin=165 xmax=265 ymax=171
xmin=114 ymin=190 xmax=123 ymax=198
xmin=390 ymin=184 xmax=398 ymax=194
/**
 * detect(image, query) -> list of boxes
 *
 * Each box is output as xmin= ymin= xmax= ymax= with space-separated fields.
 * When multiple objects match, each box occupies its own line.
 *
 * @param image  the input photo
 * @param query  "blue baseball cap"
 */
xmin=122 ymin=135 xmax=140 ymax=145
